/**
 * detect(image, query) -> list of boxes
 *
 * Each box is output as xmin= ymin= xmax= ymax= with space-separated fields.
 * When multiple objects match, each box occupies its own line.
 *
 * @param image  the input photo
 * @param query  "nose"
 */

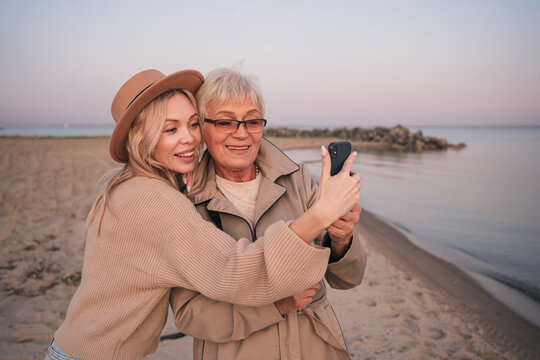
xmin=178 ymin=126 xmax=196 ymax=144
xmin=232 ymin=122 xmax=249 ymax=138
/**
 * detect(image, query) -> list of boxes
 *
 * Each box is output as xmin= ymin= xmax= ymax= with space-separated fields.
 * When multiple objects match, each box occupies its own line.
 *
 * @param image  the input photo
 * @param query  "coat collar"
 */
xmin=189 ymin=137 xmax=299 ymax=212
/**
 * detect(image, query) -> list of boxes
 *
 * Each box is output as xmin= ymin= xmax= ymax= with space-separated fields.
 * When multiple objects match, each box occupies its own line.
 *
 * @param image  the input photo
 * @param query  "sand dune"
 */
xmin=0 ymin=137 xmax=536 ymax=359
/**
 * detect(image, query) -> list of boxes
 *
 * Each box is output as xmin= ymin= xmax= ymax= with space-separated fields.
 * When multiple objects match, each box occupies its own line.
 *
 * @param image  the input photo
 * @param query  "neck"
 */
xmin=215 ymin=163 xmax=257 ymax=183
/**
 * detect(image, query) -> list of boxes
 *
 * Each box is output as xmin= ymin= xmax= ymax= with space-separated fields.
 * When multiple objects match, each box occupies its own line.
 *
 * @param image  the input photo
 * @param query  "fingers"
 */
xmin=327 ymin=226 xmax=352 ymax=241
xmin=349 ymin=171 xmax=362 ymax=204
xmin=187 ymin=172 xmax=194 ymax=193
xmin=317 ymin=145 xmax=331 ymax=200
xmin=327 ymin=221 xmax=352 ymax=234
xmin=277 ymin=282 xmax=321 ymax=314
xmin=297 ymin=283 xmax=320 ymax=298
xmin=344 ymin=204 xmax=361 ymax=222
xmin=294 ymin=283 xmax=320 ymax=299
xmin=351 ymin=204 xmax=362 ymax=217
xmin=338 ymin=151 xmax=358 ymax=176
xmin=351 ymin=172 xmax=362 ymax=183
xmin=182 ymin=173 xmax=194 ymax=193
xmin=329 ymin=204 xmax=361 ymax=228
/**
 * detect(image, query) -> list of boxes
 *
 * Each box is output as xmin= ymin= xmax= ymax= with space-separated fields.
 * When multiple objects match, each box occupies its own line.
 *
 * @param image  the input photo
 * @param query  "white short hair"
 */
xmin=196 ymin=68 xmax=265 ymax=120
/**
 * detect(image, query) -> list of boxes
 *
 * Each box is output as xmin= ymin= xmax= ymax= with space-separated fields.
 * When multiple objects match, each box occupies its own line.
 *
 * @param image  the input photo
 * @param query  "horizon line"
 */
xmin=2 ymin=123 xmax=540 ymax=129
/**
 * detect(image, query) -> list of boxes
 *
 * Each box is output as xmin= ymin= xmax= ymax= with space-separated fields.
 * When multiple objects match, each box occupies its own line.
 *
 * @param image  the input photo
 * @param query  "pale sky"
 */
xmin=1 ymin=0 xmax=539 ymax=127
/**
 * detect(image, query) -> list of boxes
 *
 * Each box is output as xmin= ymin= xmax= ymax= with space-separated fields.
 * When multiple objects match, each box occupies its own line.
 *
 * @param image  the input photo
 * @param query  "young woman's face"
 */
xmin=153 ymin=93 xmax=202 ymax=174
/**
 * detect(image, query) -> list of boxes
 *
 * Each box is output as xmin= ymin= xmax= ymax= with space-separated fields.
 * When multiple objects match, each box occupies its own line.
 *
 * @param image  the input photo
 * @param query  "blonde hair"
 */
xmin=196 ymin=68 xmax=265 ymax=121
xmin=87 ymin=89 xmax=197 ymax=231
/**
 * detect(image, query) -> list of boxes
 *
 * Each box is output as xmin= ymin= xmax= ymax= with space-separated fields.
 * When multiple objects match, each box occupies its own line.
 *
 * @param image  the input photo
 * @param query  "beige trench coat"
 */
xmin=170 ymin=138 xmax=367 ymax=360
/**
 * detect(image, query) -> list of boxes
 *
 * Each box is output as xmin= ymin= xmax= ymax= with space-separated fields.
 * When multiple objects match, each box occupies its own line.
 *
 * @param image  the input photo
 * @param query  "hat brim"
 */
xmin=110 ymin=70 xmax=204 ymax=163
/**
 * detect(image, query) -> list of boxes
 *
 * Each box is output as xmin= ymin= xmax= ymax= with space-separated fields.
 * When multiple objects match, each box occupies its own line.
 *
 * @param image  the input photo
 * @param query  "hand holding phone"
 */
xmin=313 ymin=142 xmax=361 ymax=227
xmin=329 ymin=141 xmax=352 ymax=176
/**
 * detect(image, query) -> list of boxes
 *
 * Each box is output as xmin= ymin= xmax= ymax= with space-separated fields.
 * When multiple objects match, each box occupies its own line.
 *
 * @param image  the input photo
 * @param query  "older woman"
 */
xmin=170 ymin=68 xmax=366 ymax=360
xmin=46 ymin=69 xmax=361 ymax=360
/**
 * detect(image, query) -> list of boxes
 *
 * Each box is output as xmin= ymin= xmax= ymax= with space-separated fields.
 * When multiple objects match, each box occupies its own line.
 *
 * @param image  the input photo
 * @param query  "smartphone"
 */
xmin=329 ymin=141 xmax=352 ymax=176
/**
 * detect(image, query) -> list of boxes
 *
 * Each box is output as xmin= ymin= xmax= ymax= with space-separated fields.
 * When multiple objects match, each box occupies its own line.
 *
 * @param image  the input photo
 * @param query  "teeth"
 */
xmin=175 ymin=151 xmax=194 ymax=158
xmin=227 ymin=146 xmax=249 ymax=150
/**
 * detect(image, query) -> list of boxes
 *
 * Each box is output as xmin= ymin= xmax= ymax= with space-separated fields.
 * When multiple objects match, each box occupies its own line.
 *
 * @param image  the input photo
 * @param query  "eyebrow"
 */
xmin=164 ymin=113 xmax=199 ymax=122
xmin=215 ymin=109 xmax=261 ymax=117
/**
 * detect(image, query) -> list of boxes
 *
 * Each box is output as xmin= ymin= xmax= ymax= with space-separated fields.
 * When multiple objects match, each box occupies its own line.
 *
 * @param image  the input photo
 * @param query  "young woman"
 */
xmin=46 ymin=69 xmax=361 ymax=359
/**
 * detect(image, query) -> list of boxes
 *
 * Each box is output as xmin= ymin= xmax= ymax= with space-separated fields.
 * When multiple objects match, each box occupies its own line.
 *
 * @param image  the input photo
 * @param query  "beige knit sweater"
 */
xmin=54 ymin=176 xmax=330 ymax=359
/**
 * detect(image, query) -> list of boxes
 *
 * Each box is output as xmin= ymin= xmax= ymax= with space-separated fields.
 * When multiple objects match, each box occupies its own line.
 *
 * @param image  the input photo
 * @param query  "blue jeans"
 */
xmin=45 ymin=339 xmax=80 ymax=360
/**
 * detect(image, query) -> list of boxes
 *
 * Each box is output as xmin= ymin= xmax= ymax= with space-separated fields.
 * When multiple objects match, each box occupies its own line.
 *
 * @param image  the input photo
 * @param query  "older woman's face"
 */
xmin=203 ymin=98 xmax=263 ymax=181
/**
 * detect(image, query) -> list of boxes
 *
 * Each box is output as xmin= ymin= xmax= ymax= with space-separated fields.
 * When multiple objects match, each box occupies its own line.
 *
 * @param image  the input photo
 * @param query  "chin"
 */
xmin=169 ymin=163 xmax=196 ymax=175
xmin=179 ymin=166 xmax=196 ymax=174
xmin=231 ymin=161 xmax=253 ymax=171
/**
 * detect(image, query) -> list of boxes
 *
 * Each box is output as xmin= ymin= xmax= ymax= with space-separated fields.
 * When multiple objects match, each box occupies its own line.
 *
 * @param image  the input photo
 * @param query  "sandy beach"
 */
xmin=0 ymin=137 xmax=538 ymax=360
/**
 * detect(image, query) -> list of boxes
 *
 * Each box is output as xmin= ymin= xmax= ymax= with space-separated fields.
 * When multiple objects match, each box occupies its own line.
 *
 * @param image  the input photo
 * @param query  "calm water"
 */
xmin=3 ymin=124 xmax=539 ymax=326
xmin=285 ymin=127 xmax=540 ymax=327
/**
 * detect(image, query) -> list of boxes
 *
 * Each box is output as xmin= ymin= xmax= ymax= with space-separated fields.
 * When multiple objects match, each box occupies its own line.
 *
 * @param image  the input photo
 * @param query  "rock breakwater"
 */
xmin=264 ymin=125 xmax=466 ymax=152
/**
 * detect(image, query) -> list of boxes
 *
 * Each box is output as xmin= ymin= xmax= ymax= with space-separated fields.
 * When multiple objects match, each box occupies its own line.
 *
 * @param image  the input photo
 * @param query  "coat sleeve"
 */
xmin=169 ymin=288 xmax=284 ymax=343
xmin=157 ymin=190 xmax=330 ymax=306
xmin=321 ymin=227 xmax=367 ymax=289
xmin=300 ymin=164 xmax=367 ymax=289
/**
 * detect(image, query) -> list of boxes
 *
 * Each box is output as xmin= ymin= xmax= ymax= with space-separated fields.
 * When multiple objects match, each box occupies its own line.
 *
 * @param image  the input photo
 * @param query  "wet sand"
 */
xmin=0 ymin=137 xmax=538 ymax=359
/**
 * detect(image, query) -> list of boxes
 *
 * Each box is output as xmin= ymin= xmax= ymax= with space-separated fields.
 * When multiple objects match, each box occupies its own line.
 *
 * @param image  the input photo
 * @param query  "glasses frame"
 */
xmin=204 ymin=118 xmax=267 ymax=134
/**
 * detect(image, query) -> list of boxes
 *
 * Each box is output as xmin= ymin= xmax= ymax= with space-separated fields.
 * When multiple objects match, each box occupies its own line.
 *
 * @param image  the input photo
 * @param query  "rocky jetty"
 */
xmin=264 ymin=125 xmax=466 ymax=152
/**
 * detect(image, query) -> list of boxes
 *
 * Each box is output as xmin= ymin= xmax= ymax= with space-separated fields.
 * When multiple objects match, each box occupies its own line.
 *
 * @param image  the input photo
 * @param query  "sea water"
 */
xmin=284 ymin=126 xmax=540 ymax=328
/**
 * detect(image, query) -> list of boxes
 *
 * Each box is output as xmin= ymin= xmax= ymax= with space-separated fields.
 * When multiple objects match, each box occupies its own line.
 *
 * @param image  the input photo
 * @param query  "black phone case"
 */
xmin=329 ymin=141 xmax=352 ymax=176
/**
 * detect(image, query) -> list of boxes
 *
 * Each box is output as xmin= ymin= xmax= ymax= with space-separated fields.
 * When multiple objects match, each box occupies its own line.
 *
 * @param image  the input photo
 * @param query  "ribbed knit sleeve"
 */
xmin=135 ymin=182 xmax=327 ymax=306
xmin=160 ymin=218 xmax=330 ymax=306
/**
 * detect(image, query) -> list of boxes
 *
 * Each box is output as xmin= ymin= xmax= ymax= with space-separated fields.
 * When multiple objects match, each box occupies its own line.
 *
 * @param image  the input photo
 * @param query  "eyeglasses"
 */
xmin=204 ymin=118 xmax=267 ymax=134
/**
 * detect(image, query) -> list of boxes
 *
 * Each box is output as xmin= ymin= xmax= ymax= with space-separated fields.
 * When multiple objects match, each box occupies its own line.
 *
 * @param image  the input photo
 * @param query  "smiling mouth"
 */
xmin=226 ymin=145 xmax=250 ymax=150
xmin=174 ymin=150 xmax=195 ymax=158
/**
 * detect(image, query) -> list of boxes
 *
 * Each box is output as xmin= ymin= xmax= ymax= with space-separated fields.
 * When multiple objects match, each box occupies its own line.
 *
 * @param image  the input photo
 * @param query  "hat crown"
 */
xmin=111 ymin=69 xmax=166 ymax=124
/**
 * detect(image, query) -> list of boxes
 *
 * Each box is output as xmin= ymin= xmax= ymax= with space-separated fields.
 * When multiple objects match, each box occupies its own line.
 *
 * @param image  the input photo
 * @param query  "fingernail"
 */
xmin=321 ymin=145 xmax=327 ymax=156
xmin=182 ymin=175 xmax=187 ymax=185
xmin=352 ymin=151 xmax=358 ymax=156
xmin=186 ymin=185 xmax=191 ymax=193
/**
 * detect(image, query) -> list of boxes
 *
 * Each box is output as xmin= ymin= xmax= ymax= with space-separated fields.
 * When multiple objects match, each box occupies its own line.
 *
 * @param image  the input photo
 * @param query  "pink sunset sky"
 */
xmin=1 ymin=0 xmax=539 ymax=128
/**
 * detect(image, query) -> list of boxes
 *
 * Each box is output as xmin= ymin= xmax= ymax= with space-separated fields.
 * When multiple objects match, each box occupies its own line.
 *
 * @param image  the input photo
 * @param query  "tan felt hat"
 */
xmin=110 ymin=69 xmax=204 ymax=162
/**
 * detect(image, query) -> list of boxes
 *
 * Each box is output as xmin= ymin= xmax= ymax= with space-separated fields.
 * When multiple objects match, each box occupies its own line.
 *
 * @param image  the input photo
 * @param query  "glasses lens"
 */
xmin=215 ymin=120 xmax=236 ymax=133
xmin=213 ymin=119 xmax=266 ymax=133
xmin=245 ymin=119 xmax=265 ymax=133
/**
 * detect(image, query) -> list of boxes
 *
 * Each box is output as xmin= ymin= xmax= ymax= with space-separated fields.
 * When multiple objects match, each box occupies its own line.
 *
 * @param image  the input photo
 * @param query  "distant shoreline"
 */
xmin=1 ymin=124 xmax=467 ymax=152
xmin=0 ymin=134 xmax=461 ymax=152
xmin=0 ymin=134 xmax=438 ymax=152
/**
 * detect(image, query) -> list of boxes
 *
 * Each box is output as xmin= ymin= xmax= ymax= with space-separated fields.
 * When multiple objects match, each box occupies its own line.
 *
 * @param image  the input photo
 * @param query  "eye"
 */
xmin=164 ymin=127 xmax=177 ymax=133
xmin=216 ymin=119 xmax=234 ymax=126
xmin=190 ymin=122 xmax=200 ymax=129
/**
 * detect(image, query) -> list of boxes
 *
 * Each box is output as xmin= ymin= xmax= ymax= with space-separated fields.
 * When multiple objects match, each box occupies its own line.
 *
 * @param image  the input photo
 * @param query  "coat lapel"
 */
xmin=188 ymin=137 xmax=301 ymax=240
